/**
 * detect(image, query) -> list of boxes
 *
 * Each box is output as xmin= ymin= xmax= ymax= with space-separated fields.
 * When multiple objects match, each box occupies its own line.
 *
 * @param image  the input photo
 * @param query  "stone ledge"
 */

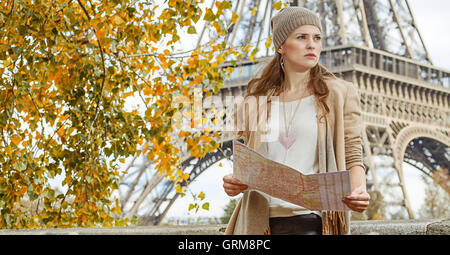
xmin=426 ymin=219 xmax=450 ymax=235
xmin=349 ymin=219 xmax=448 ymax=235
xmin=0 ymin=224 xmax=226 ymax=235
xmin=0 ymin=219 xmax=448 ymax=235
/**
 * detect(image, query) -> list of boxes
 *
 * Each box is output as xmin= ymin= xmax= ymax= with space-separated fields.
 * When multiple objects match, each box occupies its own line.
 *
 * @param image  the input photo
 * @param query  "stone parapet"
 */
xmin=0 ymin=219 xmax=448 ymax=235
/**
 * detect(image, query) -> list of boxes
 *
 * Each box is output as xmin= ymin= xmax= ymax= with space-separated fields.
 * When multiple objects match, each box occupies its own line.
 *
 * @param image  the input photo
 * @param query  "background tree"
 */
xmin=0 ymin=0 xmax=246 ymax=229
xmin=418 ymin=168 xmax=450 ymax=219
xmin=220 ymin=198 xmax=237 ymax=224
xmin=351 ymin=189 xmax=385 ymax=221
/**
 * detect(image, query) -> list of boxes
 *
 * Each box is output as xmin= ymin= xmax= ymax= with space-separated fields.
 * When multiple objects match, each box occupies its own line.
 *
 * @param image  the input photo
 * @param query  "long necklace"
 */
xmin=278 ymin=92 xmax=303 ymax=150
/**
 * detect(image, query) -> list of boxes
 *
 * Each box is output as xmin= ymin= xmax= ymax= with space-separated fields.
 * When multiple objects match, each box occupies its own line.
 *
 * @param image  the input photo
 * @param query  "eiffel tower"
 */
xmin=119 ymin=0 xmax=450 ymax=225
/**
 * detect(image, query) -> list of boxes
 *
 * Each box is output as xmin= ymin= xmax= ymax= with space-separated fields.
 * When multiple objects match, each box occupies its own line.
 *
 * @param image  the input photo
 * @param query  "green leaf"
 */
xmin=204 ymin=8 xmax=215 ymax=22
xmin=172 ymin=34 xmax=180 ymax=43
xmin=187 ymin=26 xmax=197 ymax=34
xmin=202 ymin=202 xmax=209 ymax=210
xmin=131 ymin=215 xmax=140 ymax=225
xmin=218 ymin=1 xmax=232 ymax=10
xmin=192 ymin=14 xmax=201 ymax=24
xmin=47 ymin=189 xmax=55 ymax=200
xmin=249 ymin=48 xmax=259 ymax=61
xmin=28 ymin=191 xmax=39 ymax=201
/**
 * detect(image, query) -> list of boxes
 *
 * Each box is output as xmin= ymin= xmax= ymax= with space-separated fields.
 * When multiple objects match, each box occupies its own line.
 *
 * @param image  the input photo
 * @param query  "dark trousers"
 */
xmin=269 ymin=213 xmax=322 ymax=235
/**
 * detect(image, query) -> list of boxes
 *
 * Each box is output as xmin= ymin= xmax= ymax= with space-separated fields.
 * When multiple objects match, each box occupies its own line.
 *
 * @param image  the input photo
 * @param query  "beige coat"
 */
xmin=225 ymin=77 xmax=366 ymax=235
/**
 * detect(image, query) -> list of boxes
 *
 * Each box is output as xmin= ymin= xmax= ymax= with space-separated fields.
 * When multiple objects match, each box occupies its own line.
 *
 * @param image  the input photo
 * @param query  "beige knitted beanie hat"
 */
xmin=270 ymin=7 xmax=322 ymax=51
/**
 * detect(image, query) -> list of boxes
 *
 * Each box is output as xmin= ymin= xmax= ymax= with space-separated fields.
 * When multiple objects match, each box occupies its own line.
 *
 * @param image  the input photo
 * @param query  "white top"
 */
xmin=263 ymin=95 xmax=320 ymax=218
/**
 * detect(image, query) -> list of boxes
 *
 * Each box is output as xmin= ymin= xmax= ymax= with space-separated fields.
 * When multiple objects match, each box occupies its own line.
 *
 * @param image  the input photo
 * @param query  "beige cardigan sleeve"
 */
xmin=343 ymin=82 xmax=366 ymax=172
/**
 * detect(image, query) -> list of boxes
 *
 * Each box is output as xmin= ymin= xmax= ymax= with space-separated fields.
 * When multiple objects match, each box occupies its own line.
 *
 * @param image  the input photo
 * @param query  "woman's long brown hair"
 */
xmin=245 ymin=52 xmax=336 ymax=122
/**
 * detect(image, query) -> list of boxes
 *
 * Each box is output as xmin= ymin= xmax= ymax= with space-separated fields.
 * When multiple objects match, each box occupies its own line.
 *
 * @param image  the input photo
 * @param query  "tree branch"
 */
xmin=76 ymin=0 xmax=106 ymax=124
xmin=41 ymin=118 xmax=70 ymax=153
xmin=8 ymin=0 xmax=15 ymax=15
xmin=76 ymin=0 xmax=91 ymax=21
xmin=115 ymin=55 xmax=150 ymax=110
xmin=28 ymin=92 xmax=46 ymax=157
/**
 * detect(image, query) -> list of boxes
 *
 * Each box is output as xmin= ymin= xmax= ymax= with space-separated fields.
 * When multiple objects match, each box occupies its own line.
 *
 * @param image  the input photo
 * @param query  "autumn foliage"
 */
xmin=0 ymin=0 xmax=242 ymax=228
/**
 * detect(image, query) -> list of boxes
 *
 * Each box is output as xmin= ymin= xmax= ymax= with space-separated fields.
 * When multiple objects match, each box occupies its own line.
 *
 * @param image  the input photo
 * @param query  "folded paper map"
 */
xmin=233 ymin=140 xmax=352 ymax=211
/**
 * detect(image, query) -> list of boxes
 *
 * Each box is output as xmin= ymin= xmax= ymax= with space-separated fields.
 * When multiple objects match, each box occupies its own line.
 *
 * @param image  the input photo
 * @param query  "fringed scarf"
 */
xmin=322 ymin=211 xmax=348 ymax=235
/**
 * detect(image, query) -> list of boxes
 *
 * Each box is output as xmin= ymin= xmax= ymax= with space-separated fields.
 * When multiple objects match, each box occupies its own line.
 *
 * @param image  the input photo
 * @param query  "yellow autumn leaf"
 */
xmin=119 ymin=158 xmax=125 ymax=163
xmin=200 ymin=134 xmax=211 ymax=143
xmin=96 ymin=27 xmax=106 ymax=41
xmin=113 ymin=15 xmax=125 ymax=25
xmin=217 ymin=54 xmax=225 ymax=63
xmin=265 ymin=37 xmax=272 ymax=49
xmin=10 ymin=135 xmax=21 ymax=146
xmin=251 ymin=7 xmax=258 ymax=15
xmin=212 ymin=21 xmax=222 ymax=35
xmin=273 ymin=1 xmax=282 ymax=10
xmin=198 ymin=191 xmax=205 ymax=200
xmin=111 ymin=199 xmax=122 ymax=214
xmin=57 ymin=127 xmax=65 ymax=137
xmin=19 ymin=186 xmax=27 ymax=195
xmin=179 ymin=131 xmax=188 ymax=137
xmin=232 ymin=12 xmax=238 ymax=23
xmin=249 ymin=53 xmax=255 ymax=61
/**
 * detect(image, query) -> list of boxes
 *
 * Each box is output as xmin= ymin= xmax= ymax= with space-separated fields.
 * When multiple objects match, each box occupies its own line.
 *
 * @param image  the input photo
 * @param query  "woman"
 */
xmin=222 ymin=7 xmax=370 ymax=235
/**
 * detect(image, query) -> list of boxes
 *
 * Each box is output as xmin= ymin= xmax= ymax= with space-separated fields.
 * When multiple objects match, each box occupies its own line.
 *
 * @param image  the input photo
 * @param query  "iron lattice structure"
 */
xmin=119 ymin=0 xmax=450 ymax=225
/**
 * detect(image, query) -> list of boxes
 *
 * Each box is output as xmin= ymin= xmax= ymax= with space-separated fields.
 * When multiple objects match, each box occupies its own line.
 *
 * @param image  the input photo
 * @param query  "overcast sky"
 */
xmin=163 ymin=1 xmax=450 ymax=221
xmin=407 ymin=0 xmax=450 ymax=70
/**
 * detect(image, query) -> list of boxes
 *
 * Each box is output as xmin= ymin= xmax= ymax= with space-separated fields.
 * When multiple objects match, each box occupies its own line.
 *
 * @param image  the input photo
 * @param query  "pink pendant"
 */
xmin=278 ymin=132 xmax=296 ymax=149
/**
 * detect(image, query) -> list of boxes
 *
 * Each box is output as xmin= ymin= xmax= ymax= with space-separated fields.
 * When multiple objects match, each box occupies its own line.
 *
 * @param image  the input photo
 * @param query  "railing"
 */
xmin=222 ymin=45 xmax=450 ymax=89
xmin=321 ymin=45 xmax=450 ymax=88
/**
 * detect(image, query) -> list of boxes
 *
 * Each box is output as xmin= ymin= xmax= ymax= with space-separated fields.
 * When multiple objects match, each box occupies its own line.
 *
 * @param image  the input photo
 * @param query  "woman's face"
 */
xmin=277 ymin=25 xmax=322 ymax=72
